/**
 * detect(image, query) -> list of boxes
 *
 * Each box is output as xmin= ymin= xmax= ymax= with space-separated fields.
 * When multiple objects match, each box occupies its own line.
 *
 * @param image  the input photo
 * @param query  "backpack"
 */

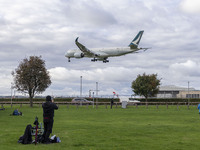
xmin=18 ymin=124 xmax=32 ymax=144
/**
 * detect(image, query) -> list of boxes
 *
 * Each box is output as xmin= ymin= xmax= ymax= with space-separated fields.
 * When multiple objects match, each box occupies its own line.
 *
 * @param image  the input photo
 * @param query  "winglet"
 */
xmin=75 ymin=37 xmax=79 ymax=43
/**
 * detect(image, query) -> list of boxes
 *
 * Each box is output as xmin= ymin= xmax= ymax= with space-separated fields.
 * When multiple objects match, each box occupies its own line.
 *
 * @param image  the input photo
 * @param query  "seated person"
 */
xmin=13 ymin=109 xmax=22 ymax=115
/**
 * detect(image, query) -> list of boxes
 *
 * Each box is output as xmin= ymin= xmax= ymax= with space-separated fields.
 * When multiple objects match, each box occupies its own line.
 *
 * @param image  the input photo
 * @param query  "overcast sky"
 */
xmin=1 ymin=0 xmax=200 ymax=97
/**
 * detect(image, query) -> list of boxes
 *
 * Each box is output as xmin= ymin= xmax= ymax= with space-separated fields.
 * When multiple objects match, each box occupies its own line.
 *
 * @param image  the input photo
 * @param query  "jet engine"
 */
xmin=74 ymin=52 xmax=84 ymax=58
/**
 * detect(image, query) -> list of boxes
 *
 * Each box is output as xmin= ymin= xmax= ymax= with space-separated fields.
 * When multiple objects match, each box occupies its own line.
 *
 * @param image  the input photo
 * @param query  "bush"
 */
xmin=2 ymin=97 xmax=200 ymax=103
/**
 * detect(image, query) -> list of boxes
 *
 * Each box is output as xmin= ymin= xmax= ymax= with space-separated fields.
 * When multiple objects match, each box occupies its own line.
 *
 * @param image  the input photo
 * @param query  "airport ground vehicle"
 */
xmin=128 ymin=99 xmax=141 ymax=105
xmin=128 ymin=99 xmax=140 ymax=103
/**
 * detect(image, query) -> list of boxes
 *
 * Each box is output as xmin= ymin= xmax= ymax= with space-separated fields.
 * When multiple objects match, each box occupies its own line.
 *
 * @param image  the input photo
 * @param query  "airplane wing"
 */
xmin=75 ymin=37 xmax=95 ymax=57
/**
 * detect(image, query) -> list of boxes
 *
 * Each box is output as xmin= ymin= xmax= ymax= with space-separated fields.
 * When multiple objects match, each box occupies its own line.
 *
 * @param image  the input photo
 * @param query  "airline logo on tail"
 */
xmin=129 ymin=30 xmax=144 ymax=49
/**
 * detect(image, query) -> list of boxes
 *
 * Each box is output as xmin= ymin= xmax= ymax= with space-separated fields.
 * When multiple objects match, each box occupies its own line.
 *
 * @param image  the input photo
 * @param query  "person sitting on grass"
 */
xmin=198 ymin=103 xmax=200 ymax=119
xmin=12 ymin=109 xmax=22 ymax=116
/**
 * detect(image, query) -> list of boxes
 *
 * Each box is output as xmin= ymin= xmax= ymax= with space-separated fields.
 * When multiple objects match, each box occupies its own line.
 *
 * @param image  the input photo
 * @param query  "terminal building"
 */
xmin=156 ymin=85 xmax=200 ymax=98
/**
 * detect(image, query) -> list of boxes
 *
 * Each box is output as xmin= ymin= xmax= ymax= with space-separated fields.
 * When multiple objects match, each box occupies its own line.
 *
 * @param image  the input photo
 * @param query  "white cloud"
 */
xmin=170 ymin=60 xmax=200 ymax=77
xmin=180 ymin=0 xmax=200 ymax=14
xmin=49 ymin=66 xmax=134 ymax=83
xmin=0 ymin=0 xmax=200 ymax=96
xmin=0 ymin=67 xmax=13 ymax=95
xmin=48 ymin=66 xmax=140 ymax=96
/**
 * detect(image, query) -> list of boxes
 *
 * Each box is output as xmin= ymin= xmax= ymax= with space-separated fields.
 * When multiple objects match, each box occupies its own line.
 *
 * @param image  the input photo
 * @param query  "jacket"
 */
xmin=42 ymin=101 xmax=58 ymax=120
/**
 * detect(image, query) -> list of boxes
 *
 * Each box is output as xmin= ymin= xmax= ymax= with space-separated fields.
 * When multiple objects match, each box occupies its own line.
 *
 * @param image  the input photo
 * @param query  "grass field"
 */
xmin=0 ymin=104 xmax=200 ymax=150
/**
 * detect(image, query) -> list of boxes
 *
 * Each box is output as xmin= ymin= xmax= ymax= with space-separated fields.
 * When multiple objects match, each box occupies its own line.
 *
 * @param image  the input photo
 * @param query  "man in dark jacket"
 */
xmin=110 ymin=98 xmax=114 ymax=109
xmin=42 ymin=95 xmax=58 ymax=143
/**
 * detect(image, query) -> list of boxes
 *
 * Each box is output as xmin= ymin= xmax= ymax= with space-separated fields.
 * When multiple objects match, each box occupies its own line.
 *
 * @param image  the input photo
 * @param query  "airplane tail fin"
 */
xmin=129 ymin=31 xmax=144 ymax=49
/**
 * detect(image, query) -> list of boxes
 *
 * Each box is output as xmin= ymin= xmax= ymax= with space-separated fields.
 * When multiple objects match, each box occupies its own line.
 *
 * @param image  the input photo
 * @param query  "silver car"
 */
xmin=71 ymin=98 xmax=93 ymax=105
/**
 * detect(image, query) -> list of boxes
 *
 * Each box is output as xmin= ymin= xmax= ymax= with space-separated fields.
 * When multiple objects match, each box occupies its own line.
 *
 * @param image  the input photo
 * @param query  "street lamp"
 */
xmin=80 ymin=76 xmax=82 ymax=98
xmin=96 ymin=82 xmax=98 ymax=96
xmin=11 ymin=82 xmax=13 ymax=108
xmin=188 ymin=81 xmax=190 ymax=104
xmin=93 ymin=92 xmax=95 ymax=108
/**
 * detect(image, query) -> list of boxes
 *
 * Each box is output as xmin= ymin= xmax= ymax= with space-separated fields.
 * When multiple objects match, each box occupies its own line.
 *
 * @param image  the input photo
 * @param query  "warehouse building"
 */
xmin=157 ymin=85 xmax=200 ymax=98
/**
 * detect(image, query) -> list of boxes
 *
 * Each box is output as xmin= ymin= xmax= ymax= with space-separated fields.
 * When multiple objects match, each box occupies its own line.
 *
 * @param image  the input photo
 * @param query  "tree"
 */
xmin=131 ymin=73 xmax=161 ymax=103
xmin=12 ymin=56 xmax=51 ymax=107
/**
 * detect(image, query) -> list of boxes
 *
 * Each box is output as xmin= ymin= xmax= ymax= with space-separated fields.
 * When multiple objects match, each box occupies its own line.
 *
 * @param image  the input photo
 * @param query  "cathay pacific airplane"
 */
xmin=65 ymin=31 xmax=149 ymax=63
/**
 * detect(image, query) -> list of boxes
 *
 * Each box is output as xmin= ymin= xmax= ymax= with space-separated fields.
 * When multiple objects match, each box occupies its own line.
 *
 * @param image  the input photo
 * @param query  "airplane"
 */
xmin=65 ymin=30 xmax=149 ymax=63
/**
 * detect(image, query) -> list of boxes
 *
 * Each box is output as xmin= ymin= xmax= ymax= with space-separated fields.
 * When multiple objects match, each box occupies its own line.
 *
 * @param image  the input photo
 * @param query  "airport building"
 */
xmin=156 ymin=85 xmax=200 ymax=98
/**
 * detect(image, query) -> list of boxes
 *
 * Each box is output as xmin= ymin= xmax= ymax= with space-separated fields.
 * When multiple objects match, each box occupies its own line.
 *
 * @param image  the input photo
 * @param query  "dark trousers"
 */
xmin=43 ymin=119 xmax=53 ymax=142
xmin=111 ymin=103 xmax=113 ymax=109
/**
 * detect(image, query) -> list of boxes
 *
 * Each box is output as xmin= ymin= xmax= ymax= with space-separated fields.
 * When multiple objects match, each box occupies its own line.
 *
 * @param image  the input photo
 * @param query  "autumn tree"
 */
xmin=131 ymin=73 xmax=161 ymax=103
xmin=12 ymin=56 xmax=51 ymax=107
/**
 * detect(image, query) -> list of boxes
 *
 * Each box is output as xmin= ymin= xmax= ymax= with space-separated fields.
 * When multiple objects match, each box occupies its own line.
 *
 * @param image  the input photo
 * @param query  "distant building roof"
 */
xmin=159 ymin=85 xmax=195 ymax=91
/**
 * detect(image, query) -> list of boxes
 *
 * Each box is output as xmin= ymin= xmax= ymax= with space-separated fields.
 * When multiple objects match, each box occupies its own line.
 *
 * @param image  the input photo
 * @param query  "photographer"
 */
xmin=42 ymin=95 xmax=58 ymax=144
xmin=110 ymin=98 xmax=114 ymax=109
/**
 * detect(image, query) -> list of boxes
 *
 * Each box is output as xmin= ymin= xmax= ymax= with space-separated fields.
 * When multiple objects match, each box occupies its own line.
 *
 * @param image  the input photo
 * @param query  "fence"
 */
xmin=0 ymin=101 xmax=199 ymax=110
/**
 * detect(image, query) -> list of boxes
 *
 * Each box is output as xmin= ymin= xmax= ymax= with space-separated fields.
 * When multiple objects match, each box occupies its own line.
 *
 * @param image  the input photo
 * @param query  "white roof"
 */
xmin=159 ymin=85 xmax=195 ymax=91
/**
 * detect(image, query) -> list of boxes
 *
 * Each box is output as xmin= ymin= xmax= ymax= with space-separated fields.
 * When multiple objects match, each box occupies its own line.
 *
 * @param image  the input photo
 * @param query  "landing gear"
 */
xmin=91 ymin=57 xmax=109 ymax=63
xmin=102 ymin=57 xmax=109 ymax=63
xmin=91 ymin=58 xmax=98 ymax=62
xmin=68 ymin=57 xmax=71 ymax=62
xmin=103 ymin=59 xmax=109 ymax=63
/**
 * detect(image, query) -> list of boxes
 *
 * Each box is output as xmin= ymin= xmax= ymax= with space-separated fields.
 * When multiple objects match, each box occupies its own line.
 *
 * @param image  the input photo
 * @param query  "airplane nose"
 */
xmin=65 ymin=52 xmax=69 ymax=57
xmin=65 ymin=50 xmax=74 ymax=57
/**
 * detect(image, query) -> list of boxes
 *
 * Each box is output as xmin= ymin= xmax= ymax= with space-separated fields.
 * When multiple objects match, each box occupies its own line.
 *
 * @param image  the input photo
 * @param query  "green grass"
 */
xmin=0 ymin=104 xmax=200 ymax=150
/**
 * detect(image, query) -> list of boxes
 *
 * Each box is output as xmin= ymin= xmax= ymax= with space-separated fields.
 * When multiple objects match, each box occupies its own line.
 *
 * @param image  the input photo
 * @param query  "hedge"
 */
xmin=1 ymin=97 xmax=200 ymax=103
xmin=0 ymin=97 xmax=120 ymax=102
xmin=131 ymin=98 xmax=200 ymax=102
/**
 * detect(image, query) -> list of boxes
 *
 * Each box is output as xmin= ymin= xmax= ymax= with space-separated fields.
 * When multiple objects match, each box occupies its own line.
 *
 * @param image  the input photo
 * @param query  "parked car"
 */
xmin=71 ymin=98 xmax=93 ymax=105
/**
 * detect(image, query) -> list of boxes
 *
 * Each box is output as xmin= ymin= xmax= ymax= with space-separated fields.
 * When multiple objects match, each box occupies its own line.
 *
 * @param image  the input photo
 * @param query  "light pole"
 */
xmin=188 ymin=81 xmax=190 ymax=104
xmin=80 ymin=76 xmax=82 ymax=98
xmin=93 ymin=92 xmax=95 ymax=108
xmin=96 ymin=82 xmax=98 ymax=96
xmin=11 ymin=82 xmax=13 ymax=108
xmin=96 ymin=82 xmax=99 ymax=108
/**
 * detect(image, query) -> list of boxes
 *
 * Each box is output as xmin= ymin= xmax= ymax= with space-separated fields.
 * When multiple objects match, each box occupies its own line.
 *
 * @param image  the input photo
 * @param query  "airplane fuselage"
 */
xmin=65 ymin=47 xmax=136 ymax=58
xmin=91 ymin=47 xmax=135 ymax=56
xmin=65 ymin=31 xmax=147 ymax=63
